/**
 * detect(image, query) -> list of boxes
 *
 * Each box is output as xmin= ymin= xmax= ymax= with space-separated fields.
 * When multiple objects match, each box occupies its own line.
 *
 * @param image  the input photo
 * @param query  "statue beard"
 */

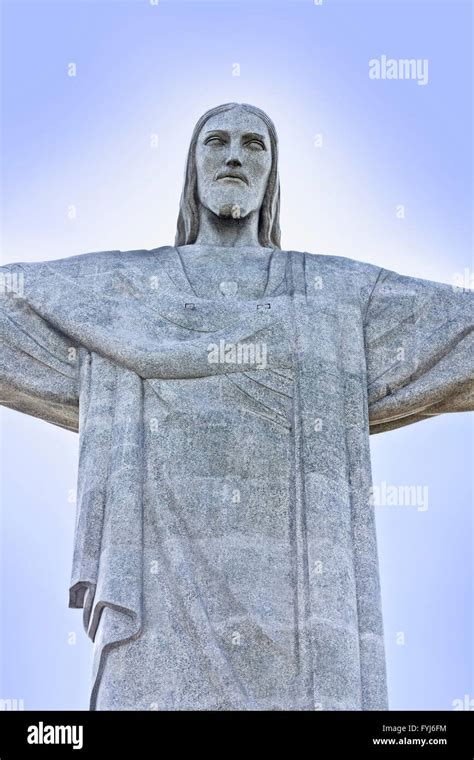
xmin=200 ymin=188 xmax=254 ymax=221
xmin=217 ymin=203 xmax=243 ymax=220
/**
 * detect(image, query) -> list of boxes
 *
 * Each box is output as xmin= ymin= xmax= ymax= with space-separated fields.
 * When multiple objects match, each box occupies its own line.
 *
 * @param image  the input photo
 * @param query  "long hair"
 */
xmin=175 ymin=103 xmax=281 ymax=249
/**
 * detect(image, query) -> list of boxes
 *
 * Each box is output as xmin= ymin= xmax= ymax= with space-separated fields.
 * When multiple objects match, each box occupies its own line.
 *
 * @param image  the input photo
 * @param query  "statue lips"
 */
xmin=215 ymin=170 xmax=248 ymax=185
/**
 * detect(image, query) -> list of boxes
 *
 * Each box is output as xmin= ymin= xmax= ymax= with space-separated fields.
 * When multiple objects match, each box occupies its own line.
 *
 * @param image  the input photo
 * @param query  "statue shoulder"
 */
xmin=9 ymin=246 xmax=163 ymax=280
xmin=301 ymin=250 xmax=380 ymax=277
xmin=58 ymin=245 xmax=172 ymax=271
xmin=300 ymin=250 xmax=383 ymax=307
xmin=303 ymin=249 xmax=380 ymax=279
xmin=48 ymin=247 xmax=151 ymax=269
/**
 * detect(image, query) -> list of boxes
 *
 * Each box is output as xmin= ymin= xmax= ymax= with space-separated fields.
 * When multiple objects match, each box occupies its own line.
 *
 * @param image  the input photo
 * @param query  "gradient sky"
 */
xmin=1 ymin=0 xmax=472 ymax=710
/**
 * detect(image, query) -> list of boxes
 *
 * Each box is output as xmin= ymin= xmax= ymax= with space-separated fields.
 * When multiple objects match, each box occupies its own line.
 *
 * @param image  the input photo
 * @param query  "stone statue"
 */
xmin=1 ymin=102 xmax=472 ymax=711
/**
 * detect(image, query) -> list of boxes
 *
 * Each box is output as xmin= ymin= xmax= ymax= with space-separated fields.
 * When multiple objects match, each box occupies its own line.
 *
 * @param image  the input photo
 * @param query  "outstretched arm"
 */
xmin=0 ymin=261 xmax=79 ymax=432
xmin=364 ymin=267 xmax=473 ymax=434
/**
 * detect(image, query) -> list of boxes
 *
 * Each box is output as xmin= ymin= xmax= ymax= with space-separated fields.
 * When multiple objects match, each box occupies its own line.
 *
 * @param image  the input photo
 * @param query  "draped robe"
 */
xmin=1 ymin=246 xmax=472 ymax=710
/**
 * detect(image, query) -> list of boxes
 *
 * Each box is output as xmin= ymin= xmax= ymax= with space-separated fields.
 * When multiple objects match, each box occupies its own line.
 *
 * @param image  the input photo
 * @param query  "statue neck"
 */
xmin=194 ymin=206 xmax=262 ymax=248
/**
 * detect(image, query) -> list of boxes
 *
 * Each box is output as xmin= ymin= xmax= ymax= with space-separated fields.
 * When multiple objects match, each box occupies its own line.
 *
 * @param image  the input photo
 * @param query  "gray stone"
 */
xmin=1 ymin=103 xmax=472 ymax=711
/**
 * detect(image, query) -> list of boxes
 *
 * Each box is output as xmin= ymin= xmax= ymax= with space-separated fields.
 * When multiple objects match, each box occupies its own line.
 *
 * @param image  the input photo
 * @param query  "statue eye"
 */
xmin=206 ymin=137 xmax=225 ymax=146
xmin=246 ymin=140 xmax=265 ymax=150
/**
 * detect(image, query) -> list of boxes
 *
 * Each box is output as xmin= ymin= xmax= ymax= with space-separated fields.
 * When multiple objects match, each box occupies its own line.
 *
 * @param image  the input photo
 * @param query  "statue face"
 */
xmin=195 ymin=107 xmax=272 ymax=221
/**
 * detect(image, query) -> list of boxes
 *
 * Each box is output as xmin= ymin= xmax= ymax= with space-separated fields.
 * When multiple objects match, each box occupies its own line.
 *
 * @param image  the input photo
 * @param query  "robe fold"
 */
xmin=1 ymin=246 xmax=472 ymax=710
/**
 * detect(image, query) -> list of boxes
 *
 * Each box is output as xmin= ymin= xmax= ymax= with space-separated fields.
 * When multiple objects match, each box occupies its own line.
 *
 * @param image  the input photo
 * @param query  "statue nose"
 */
xmin=226 ymin=156 xmax=242 ymax=168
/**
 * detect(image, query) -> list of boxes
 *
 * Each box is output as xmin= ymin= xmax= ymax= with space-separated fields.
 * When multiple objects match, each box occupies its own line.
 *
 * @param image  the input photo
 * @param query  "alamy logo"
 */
xmin=452 ymin=268 xmax=474 ymax=293
xmin=369 ymin=55 xmax=429 ymax=86
xmin=207 ymin=340 xmax=267 ymax=369
xmin=0 ymin=698 xmax=24 ymax=710
xmin=369 ymin=481 xmax=429 ymax=512
xmin=452 ymin=694 xmax=474 ymax=710
xmin=0 ymin=271 xmax=24 ymax=298
xmin=27 ymin=722 xmax=83 ymax=750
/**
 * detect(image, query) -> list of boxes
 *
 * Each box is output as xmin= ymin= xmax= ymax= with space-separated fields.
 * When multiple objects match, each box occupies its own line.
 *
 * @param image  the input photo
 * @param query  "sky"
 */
xmin=0 ymin=0 xmax=472 ymax=710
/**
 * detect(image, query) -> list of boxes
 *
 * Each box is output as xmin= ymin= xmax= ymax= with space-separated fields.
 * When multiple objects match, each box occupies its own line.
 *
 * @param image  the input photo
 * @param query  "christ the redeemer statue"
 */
xmin=1 ymin=103 xmax=472 ymax=711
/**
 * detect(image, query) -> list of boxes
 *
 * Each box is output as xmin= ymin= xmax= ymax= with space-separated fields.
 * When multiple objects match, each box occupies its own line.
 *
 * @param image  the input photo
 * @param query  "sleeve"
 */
xmin=0 ymin=261 xmax=80 ymax=432
xmin=364 ymin=266 xmax=474 ymax=435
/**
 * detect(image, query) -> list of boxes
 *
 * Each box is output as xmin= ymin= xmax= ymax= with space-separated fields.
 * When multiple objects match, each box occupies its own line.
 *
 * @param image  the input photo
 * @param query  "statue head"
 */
xmin=175 ymin=103 xmax=281 ymax=248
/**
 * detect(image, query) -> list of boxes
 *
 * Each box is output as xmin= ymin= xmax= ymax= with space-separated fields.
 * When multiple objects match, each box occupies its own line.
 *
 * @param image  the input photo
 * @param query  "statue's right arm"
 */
xmin=0 ymin=261 xmax=79 ymax=433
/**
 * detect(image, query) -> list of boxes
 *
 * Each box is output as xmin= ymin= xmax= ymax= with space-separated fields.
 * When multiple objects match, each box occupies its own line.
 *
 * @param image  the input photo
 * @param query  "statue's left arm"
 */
xmin=364 ymin=267 xmax=473 ymax=434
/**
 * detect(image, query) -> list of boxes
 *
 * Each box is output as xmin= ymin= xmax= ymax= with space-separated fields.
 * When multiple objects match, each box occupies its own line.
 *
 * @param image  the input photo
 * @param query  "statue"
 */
xmin=1 ymin=102 xmax=472 ymax=711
